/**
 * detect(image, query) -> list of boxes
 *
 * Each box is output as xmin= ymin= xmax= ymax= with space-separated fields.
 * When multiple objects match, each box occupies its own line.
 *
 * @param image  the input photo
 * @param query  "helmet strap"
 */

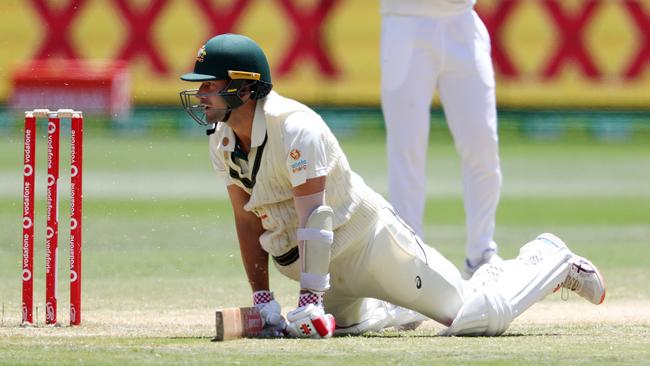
xmin=206 ymin=123 xmax=217 ymax=136
xmin=219 ymin=79 xmax=254 ymax=110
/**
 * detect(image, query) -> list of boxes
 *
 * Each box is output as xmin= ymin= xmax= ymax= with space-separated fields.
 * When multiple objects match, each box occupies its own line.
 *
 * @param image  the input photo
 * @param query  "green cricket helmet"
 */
xmin=179 ymin=34 xmax=273 ymax=127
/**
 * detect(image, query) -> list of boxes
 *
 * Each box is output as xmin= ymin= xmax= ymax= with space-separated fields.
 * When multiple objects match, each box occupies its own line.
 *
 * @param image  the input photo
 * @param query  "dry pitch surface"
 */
xmin=1 ymin=300 xmax=649 ymax=338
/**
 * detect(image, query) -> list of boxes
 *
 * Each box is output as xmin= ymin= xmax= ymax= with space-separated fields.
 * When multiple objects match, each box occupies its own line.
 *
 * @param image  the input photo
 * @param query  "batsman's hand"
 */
xmin=255 ymin=299 xmax=286 ymax=329
xmin=286 ymin=304 xmax=336 ymax=338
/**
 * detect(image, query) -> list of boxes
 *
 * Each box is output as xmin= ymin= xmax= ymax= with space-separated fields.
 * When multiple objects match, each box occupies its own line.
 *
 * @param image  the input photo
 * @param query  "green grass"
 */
xmin=0 ymin=130 xmax=649 ymax=365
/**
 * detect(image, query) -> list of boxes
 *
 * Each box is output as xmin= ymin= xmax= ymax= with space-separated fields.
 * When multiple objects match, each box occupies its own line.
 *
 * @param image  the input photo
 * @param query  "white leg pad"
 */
xmin=442 ymin=238 xmax=572 ymax=336
xmin=298 ymin=206 xmax=334 ymax=292
xmin=439 ymin=288 xmax=512 ymax=336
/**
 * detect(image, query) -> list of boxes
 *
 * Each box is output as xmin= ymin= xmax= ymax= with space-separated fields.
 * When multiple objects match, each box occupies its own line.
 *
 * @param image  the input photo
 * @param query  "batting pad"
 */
xmin=441 ymin=239 xmax=572 ymax=336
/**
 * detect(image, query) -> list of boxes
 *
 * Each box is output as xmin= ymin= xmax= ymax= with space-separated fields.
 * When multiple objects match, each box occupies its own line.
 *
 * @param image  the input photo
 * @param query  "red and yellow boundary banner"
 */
xmin=0 ymin=0 xmax=648 ymax=107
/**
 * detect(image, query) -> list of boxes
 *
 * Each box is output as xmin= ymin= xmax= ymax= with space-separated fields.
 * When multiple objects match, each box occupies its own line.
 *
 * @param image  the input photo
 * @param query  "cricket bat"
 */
xmin=213 ymin=306 xmax=294 ymax=341
xmin=212 ymin=307 xmax=263 ymax=341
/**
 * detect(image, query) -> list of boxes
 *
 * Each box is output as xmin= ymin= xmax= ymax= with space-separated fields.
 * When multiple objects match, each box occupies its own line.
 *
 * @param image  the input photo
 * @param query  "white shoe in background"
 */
xmin=464 ymin=250 xmax=503 ymax=280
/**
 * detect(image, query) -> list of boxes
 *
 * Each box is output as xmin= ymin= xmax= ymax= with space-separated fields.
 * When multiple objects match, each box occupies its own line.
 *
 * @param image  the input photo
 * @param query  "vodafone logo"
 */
xmin=70 ymin=270 xmax=78 ymax=282
xmin=22 ymin=269 xmax=32 ymax=281
xmin=23 ymin=217 xmax=33 ymax=229
xmin=24 ymin=164 xmax=33 ymax=176
xmin=46 ymin=303 xmax=55 ymax=321
xmin=70 ymin=218 xmax=78 ymax=230
xmin=48 ymin=121 xmax=57 ymax=134
xmin=46 ymin=226 xmax=55 ymax=239
xmin=70 ymin=307 xmax=77 ymax=323
xmin=47 ymin=174 xmax=56 ymax=187
xmin=70 ymin=165 xmax=78 ymax=177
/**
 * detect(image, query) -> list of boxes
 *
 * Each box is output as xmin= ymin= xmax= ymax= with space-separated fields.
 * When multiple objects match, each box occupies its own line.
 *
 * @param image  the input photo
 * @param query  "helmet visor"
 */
xmin=179 ymin=79 xmax=254 ymax=126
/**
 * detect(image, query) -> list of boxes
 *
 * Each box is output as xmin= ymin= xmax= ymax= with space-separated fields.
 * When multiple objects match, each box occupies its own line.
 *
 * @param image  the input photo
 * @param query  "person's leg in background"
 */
xmin=381 ymin=15 xmax=440 ymax=238
xmin=437 ymin=11 xmax=502 ymax=277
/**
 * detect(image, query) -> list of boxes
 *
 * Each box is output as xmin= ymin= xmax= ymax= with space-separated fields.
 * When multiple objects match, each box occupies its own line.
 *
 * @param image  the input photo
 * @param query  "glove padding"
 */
xmin=286 ymin=303 xmax=336 ymax=338
xmin=255 ymin=299 xmax=287 ymax=331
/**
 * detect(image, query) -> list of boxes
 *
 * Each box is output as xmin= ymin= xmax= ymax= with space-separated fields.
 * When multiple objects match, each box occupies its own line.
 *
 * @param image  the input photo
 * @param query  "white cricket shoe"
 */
xmin=388 ymin=305 xmax=428 ymax=331
xmin=536 ymin=233 xmax=606 ymax=305
xmin=464 ymin=250 xmax=503 ymax=280
xmin=560 ymin=256 xmax=607 ymax=305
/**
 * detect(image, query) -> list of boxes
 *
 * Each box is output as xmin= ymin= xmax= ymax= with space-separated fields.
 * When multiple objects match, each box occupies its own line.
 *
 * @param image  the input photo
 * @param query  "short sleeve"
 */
xmin=283 ymin=112 xmax=328 ymax=187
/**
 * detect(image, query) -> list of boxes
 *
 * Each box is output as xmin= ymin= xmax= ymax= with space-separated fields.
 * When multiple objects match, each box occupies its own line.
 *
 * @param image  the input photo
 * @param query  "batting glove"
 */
xmin=253 ymin=291 xmax=287 ymax=331
xmin=286 ymin=303 xmax=336 ymax=338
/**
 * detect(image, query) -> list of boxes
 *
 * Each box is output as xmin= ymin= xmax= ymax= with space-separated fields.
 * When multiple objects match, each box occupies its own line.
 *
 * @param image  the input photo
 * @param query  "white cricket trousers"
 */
xmin=325 ymin=206 xmax=469 ymax=329
xmin=273 ymin=202 xmax=469 ymax=331
xmin=381 ymin=10 xmax=502 ymax=264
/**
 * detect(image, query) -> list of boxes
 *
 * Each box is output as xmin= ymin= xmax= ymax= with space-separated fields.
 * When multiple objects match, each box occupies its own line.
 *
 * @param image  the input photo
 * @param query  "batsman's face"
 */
xmin=196 ymin=80 xmax=229 ymax=122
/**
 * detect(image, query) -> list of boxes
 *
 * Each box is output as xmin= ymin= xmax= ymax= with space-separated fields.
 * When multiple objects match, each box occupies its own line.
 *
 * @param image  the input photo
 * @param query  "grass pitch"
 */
xmin=0 ymin=129 xmax=649 ymax=365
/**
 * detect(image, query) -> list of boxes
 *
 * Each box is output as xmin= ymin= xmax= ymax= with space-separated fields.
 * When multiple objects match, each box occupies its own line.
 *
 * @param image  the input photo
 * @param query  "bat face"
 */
xmin=213 ymin=307 xmax=288 ymax=341
xmin=213 ymin=307 xmax=263 ymax=341
xmin=242 ymin=308 xmax=264 ymax=335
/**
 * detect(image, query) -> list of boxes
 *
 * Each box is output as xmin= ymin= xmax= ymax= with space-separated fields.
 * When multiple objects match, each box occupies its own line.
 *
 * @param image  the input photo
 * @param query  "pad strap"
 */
xmin=297 ymin=228 xmax=333 ymax=243
xmin=300 ymin=272 xmax=331 ymax=293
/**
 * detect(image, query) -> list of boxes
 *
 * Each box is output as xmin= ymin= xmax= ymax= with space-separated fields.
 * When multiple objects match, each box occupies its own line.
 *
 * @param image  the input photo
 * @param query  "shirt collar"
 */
xmin=214 ymin=100 xmax=267 ymax=152
xmin=250 ymin=99 xmax=266 ymax=148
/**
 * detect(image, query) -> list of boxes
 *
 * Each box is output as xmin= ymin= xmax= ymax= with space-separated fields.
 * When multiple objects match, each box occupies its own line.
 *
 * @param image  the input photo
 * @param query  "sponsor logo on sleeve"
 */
xmin=291 ymin=159 xmax=307 ymax=173
xmin=289 ymin=149 xmax=307 ymax=173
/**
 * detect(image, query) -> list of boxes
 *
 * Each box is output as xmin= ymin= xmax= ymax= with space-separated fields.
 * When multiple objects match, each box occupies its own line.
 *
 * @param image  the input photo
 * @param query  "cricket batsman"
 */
xmin=179 ymin=34 xmax=606 ymax=338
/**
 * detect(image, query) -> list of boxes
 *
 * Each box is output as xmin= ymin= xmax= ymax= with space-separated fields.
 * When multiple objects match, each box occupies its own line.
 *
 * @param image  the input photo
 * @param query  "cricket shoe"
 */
xmin=536 ymin=233 xmax=606 ymax=305
xmin=387 ymin=305 xmax=428 ymax=331
xmin=463 ymin=249 xmax=503 ymax=280
xmin=333 ymin=302 xmax=422 ymax=335
xmin=560 ymin=256 xmax=606 ymax=305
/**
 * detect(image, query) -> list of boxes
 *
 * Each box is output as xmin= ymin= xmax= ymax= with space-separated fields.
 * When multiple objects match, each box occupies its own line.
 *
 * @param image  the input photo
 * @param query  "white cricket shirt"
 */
xmin=209 ymin=92 xmax=384 ymax=262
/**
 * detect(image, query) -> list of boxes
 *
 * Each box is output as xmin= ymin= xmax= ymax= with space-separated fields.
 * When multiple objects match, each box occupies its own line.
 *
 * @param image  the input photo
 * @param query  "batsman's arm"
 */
xmin=292 ymin=176 xmax=326 ymax=202
xmin=227 ymin=184 xmax=269 ymax=292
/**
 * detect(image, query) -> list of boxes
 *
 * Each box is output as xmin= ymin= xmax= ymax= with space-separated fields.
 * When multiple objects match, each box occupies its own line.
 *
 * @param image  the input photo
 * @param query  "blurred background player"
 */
xmin=380 ymin=0 xmax=502 ymax=278
xmin=179 ymin=33 xmax=605 ymax=339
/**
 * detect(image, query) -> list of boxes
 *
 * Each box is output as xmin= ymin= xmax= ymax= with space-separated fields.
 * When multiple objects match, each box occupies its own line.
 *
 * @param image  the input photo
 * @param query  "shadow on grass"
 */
xmin=357 ymin=331 xmax=568 ymax=338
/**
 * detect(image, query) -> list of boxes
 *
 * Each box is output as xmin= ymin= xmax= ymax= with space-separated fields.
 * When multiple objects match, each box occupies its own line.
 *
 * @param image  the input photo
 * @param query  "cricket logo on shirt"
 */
xmin=289 ymin=149 xmax=307 ymax=173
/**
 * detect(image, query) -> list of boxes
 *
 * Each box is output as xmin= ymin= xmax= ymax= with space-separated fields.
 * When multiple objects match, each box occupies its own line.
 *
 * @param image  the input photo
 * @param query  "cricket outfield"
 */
xmin=0 ymin=129 xmax=649 ymax=365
